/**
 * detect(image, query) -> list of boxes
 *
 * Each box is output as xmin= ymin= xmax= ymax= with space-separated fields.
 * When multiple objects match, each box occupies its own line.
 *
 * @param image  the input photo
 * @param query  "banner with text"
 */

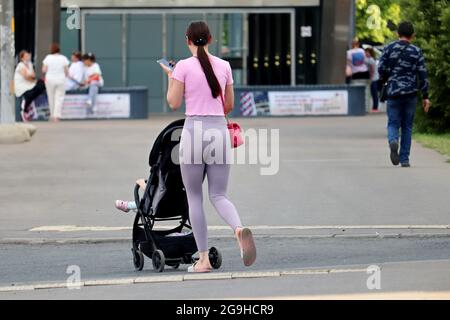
xmin=26 ymin=93 xmax=131 ymax=120
xmin=268 ymin=90 xmax=348 ymax=116
xmin=61 ymin=94 xmax=131 ymax=119
xmin=238 ymin=90 xmax=349 ymax=116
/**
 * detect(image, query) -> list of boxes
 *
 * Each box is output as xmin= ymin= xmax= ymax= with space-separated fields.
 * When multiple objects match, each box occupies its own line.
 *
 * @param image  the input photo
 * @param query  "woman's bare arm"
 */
xmin=166 ymin=77 xmax=184 ymax=110
xmin=19 ymin=67 xmax=36 ymax=82
xmin=224 ymin=84 xmax=234 ymax=115
xmin=136 ymin=179 xmax=147 ymax=190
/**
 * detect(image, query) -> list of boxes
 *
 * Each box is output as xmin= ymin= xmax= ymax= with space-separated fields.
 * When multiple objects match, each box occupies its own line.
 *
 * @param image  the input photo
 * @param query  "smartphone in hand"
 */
xmin=157 ymin=59 xmax=174 ymax=71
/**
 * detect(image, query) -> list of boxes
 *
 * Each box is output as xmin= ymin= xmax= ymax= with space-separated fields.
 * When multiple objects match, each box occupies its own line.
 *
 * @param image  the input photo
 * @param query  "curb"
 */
xmin=2 ymin=232 xmax=450 ymax=245
xmin=0 ymin=267 xmax=366 ymax=293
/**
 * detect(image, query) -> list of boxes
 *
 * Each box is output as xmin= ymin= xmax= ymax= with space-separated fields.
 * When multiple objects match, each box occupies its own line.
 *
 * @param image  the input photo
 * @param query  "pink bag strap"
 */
xmin=207 ymin=61 xmax=229 ymax=123
xmin=219 ymin=89 xmax=230 ymax=124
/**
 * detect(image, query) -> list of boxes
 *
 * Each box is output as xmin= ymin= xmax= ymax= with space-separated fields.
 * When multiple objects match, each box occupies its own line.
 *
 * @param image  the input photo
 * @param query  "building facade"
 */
xmin=17 ymin=0 xmax=354 ymax=114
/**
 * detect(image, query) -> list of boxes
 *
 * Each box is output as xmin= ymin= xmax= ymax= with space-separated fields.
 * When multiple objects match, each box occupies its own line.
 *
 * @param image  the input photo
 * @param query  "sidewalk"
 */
xmin=1 ymin=115 xmax=450 ymax=242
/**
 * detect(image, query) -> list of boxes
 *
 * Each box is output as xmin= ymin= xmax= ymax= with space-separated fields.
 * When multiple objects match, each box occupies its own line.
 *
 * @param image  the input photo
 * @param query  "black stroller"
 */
xmin=131 ymin=119 xmax=222 ymax=272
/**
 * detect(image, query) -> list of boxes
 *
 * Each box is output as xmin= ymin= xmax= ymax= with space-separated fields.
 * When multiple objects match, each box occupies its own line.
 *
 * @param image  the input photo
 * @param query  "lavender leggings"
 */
xmin=180 ymin=116 xmax=242 ymax=252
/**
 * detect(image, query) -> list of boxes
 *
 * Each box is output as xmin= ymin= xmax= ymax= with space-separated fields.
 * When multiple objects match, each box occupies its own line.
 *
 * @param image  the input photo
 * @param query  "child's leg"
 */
xmin=88 ymin=81 xmax=100 ymax=107
xmin=127 ymin=201 xmax=137 ymax=210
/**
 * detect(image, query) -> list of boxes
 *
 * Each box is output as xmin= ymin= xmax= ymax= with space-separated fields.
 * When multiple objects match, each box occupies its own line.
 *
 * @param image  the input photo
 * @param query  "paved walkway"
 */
xmin=1 ymin=115 xmax=449 ymax=241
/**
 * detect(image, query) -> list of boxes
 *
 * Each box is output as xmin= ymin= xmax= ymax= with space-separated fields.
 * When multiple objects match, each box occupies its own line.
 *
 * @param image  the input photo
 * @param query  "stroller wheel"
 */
xmin=170 ymin=263 xmax=180 ymax=269
xmin=132 ymin=248 xmax=144 ymax=271
xmin=152 ymin=250 xmax=165 ymax=273
xmin=209 ymin=247 xmax=222 ymax=269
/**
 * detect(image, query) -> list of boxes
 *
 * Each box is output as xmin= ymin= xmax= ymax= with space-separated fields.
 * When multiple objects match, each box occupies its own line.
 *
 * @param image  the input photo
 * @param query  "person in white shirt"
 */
xmin=65 ymin=51 xmax=85 ymax=91
xmin=82 ymin=53 xmax=104 ymax=114
xmin=346 ymin=38 xmax=371 ymax=112
xmin=347 ymin=39 xmax=370 ymax=79
xmin=14 ymin=50 xmax=46 ymax=122
xmin=42 ymin=43 xmax=69 ymax=122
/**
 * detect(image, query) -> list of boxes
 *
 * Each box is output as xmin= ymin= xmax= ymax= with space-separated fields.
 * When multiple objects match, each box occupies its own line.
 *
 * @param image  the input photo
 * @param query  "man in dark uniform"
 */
xmin=378 ymin=21 xmax=430 ymax=168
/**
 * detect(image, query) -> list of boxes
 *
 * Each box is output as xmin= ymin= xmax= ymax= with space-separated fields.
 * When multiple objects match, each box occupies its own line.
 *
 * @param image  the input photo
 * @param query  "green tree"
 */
xmin=355 ymin=0 xmax=401 ymax=44
xmin=401 ymin=0 xmax=450 ymax=133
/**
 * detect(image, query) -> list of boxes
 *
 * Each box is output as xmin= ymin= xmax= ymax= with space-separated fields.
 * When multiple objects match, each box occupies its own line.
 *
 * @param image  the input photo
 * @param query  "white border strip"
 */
xmin=0 ymin=267 xmax=365 ymax=293
xmin=28 ymin=225 xmax=450 ymax=232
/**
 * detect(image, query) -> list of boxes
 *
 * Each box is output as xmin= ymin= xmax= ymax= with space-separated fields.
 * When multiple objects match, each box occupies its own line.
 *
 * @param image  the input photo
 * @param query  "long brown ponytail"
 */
xmin=186 ymin=21 xmax=221 ymax=99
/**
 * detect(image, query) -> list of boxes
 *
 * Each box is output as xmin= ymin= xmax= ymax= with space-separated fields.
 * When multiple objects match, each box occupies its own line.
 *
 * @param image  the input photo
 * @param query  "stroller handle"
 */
xmin=134 ymin=183 xmax=141 ymax=207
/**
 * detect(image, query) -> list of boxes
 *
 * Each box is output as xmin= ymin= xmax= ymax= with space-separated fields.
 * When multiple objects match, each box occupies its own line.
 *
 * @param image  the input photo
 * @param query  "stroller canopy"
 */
xmin=149 ymin=119 xmax=185 ymax=173
xmin=142 ymin=118 xmax=187 ymax=220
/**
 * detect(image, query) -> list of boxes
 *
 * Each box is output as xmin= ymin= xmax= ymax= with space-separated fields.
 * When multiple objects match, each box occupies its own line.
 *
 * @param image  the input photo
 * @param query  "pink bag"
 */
xmin=220 ymin=92 xmax=244 ymax=148
xmin=227 ymin=121 xmax=244 ymax=148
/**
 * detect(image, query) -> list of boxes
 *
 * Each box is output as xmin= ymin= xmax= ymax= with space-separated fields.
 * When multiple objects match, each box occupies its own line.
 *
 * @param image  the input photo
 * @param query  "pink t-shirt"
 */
xmin=171 ymin=55 xmax=234 ymax=116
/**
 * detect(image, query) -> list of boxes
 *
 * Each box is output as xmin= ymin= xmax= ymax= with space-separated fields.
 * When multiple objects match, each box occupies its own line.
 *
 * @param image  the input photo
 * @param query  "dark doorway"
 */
xmin=14 ymin=0 xmax=36 ymax=58
xmin=295 ymin=7 xmax=321 ymax=84
xmin=247 ymin=13 xmax=291 ymax=85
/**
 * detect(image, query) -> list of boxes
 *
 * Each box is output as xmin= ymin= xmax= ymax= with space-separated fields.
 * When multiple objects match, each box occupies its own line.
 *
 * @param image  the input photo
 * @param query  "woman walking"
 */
xmin=365 ymin=47 xmax=380 ymax=112
xmin=159 ymin=21 xmax=256 ymax=273
xmin=42 ymin=43 xmax=69 ymax=122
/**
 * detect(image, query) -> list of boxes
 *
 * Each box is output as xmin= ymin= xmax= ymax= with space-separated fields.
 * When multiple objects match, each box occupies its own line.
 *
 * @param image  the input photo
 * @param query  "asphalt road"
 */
xmin=0 ymin=237 xmax=449 ymax=287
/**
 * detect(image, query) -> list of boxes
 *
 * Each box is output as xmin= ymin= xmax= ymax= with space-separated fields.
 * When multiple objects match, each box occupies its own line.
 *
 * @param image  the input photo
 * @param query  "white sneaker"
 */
xmin=21 ymin=111 xmax=28 ymax=122
xmin=86 ymin=99 xmax=92 ymax=107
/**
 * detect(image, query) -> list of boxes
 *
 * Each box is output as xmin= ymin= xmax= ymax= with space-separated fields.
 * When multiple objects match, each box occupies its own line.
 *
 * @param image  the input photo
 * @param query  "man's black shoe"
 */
xmin=389 ymin=141 xmax=400 ymax=166
xmin=401 ymin=162 xmax=411 ymax=168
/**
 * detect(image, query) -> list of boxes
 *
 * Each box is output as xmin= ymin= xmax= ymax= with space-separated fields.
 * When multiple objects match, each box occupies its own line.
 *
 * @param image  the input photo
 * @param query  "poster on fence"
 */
xmin=268 ymin=90 xmax=348 ymax=116
xmin=25 ymin=93 xmax=131 ymax=120
xmin=239 ymin=91 xmax=269 ymax=116
xmin=61 ymin=94 xmax=131 ymax=119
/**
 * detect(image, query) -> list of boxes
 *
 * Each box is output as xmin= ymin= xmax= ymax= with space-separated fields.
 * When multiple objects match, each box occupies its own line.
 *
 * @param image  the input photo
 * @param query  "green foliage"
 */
xmin=402 ymin=0 xmax=450 ymax=133
xmin=355 ymin=0 xmax=401 ymax=44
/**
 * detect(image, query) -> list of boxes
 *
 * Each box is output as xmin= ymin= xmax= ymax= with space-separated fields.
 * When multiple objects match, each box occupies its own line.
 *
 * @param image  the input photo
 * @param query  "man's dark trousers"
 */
xmin=387 ymin=95 xmax=417 ymax=164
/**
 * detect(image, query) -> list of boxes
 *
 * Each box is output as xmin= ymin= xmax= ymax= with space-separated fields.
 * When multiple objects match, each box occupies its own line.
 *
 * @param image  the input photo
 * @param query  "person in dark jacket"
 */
xmin=378 ymin=21 xmax=430 ymax=168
